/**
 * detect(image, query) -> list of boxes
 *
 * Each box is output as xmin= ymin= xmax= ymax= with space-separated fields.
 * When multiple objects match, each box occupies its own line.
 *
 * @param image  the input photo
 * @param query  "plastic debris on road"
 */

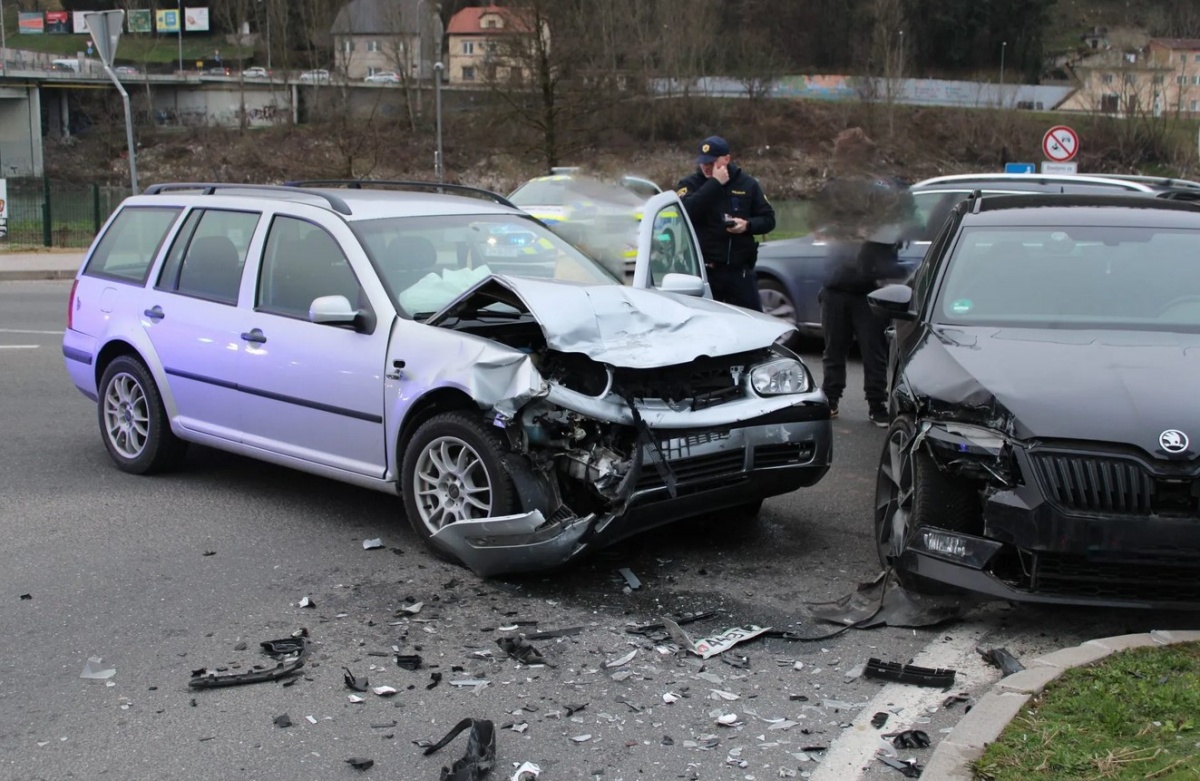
xmin=346 ymin=757 xmax=374 ymax=770
xmin=423 ymin=718 xmax=496 ymax=781
xmin=80 ymin=656 xmax=116 ymax=680
xmin=511 ymin=761 xmax=541 ymax=780
xmin=362 ymin=538 xmax=384 ymax=550
xmin=978 ymin=646 xmax=1025 ymax=677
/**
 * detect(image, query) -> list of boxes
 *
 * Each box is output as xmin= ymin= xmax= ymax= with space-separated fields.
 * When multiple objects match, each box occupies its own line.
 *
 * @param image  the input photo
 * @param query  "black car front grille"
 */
xmin=1030 ymin=453 xmax=1154 ymax=515
xmin=1027 ymin=550 xmax=1200 ymax=602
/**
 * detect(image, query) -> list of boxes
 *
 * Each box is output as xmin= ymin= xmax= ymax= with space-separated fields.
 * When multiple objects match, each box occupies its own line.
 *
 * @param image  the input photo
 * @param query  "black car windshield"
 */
xmin=935 ymin=225 xmax=1200 ymax=331
xmin=352 ymin=213 xmax=620 ymax=318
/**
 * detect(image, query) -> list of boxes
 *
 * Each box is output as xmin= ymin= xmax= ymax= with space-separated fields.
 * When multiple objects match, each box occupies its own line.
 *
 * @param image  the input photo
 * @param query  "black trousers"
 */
xmin=706 ymin=264 xmax=763 ymax=311
xmin=819 ymin=287 xmax=889 ymax=406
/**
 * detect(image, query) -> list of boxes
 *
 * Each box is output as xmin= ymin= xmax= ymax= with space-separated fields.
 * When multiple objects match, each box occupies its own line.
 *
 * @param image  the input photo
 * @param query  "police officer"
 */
xmin=676 ymin=136 xmax=775 ymax=310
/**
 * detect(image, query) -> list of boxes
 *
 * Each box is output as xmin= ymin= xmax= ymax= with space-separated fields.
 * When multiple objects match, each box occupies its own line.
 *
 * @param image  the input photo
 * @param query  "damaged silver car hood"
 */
xmin=427 ymin=275 xmax=792 ymax=369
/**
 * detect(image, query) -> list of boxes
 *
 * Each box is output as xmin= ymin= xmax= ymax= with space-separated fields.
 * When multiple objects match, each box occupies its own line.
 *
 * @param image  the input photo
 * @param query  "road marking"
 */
xmin=0 ymin=328 xmax=63 ymax=335
xmin=809 ymin=624 xmax=996 ymax=781
xmin=0 ymin=345 xmax=39 ymax=349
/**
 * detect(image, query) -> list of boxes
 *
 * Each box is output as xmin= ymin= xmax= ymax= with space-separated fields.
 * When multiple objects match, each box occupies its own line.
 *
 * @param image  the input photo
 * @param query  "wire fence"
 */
xmin=4 ymin=177 xmax=130 ymax=249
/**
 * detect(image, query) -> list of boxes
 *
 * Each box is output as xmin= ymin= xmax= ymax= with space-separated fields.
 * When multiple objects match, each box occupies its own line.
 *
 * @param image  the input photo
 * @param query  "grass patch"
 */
xmin=975 ymin=642 xmax=1200 ymax=780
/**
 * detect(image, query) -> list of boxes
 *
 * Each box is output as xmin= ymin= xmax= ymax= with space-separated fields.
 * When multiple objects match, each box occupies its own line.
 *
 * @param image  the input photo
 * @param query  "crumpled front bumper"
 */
xmin=431 ymin=417 xmax=832 ymax=577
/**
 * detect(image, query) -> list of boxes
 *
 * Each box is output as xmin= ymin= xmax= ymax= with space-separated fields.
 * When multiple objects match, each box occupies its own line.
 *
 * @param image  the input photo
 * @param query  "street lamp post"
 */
xmin=177 ymin=0 xmax=183 ymax=74
xmin=434 ymin=61 xmax=444 ymax=182
xmin=1000 ymin=41 xmax=1007 ymax=106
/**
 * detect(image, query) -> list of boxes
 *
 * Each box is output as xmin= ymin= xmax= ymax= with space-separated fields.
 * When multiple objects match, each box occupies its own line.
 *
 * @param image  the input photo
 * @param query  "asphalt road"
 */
xmin=3 ymin=280 xmax=1196 ymax=781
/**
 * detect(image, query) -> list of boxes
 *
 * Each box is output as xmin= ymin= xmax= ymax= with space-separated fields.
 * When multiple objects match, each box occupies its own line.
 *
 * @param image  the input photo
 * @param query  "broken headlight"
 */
xmin=921 ymin=422 xmax=1017 ymax=486
xmin=750 ymin=358 xmax=811 ymax=396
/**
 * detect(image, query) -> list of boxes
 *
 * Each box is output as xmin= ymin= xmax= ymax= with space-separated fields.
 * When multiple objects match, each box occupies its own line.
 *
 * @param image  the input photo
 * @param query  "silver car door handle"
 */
xmin=144 ymin=305 xmax=164 ymax=320
xmin=240 ymin=328 xmax=267 ymax=344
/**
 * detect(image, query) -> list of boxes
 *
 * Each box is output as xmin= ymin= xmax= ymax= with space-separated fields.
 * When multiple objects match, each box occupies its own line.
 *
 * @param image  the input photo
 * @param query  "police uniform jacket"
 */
xmin=675 ymin=164 xmax=775 ymax=269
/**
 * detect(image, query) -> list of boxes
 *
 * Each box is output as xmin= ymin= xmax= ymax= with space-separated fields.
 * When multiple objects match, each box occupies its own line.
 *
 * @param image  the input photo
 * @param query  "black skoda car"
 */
xmin=870 ymin=192 xmax=1200 ymax=608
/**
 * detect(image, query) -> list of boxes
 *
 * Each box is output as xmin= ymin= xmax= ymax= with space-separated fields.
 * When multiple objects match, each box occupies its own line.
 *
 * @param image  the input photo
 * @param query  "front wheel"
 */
xmin=874 ymin=416 xmax=982 ymax=592
xmin=97 ymin=355 xmax=187 ymax=475
xmin=757 ymin=278 xmax=796 ymax=325
xmin=401 ymin=412 xmax=520 ymax=557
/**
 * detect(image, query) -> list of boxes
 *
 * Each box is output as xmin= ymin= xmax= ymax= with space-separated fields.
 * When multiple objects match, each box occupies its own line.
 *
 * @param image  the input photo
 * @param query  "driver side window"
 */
xmin=256 ymin=216 xmax=362 ymax=319
xmin=648 ymin=203 xmax=700 ymax=287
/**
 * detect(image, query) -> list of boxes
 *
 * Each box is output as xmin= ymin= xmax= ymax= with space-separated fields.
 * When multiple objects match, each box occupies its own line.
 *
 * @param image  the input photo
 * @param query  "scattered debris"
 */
xmin=871 ymin=712 xmax=890 ymax=729
xmin=505 ymin=722 xmax=529 ymax=733
xmin=362 ymin=538 xmax=384 ymax=550
xmin=564 ymin=703 xmax=587 ymax=717
xmin=977 ymin=646 xmax=1025 ymax=677
xmin=626 ymin=610 xmax=720 ymax=636
xmin=618 ymin=567 xmax=642 ymax=590
xmin=305 ymin=715 xmax=318 ymax=725
xmin=571 ymin=734 xmax=592 ymax=743
xmin=877 ymin=754 xmax=923 ymax=777
xmin=710 ymin=690 xmax=740 ymax=701
xmin=190 ymin=636 xmax=310 ymax=689
xmin=346 ymin=757 xmax=374 ymax=770
xmin=663 ymin=692 xmax=680 ymax=704
xmin=395 ymin=654 xmax=423 ymax=670
xmin=716 ymin=713 xmax=740 ymax=727
xmin=428 ymin=672 xmax=443 ymax=690
xmin=802 ymin=571 xmax=973 ymax=630
xmin=348 ymin=694 xmax=365 ymax=704
xmin=864 ymin=658 xmax=956 ymax=688
xmin=524 ymin=626 xmax=583 ymax=640
xmin=720 ymin=654 xmax=750 ymax=670
xmin=202 ymin=550 xmax=216 ymax=556
xmin=511 ymin=761 xmax=541 ymax=780
xmin=399 ymin=602 xmax=424 ymax=615
xmin=605 ymin=649 xmax=637 ymax=668
xmin=19 ymin=593 xmax=32 ymax=600
xmin=274 ymin=714 xmax=292 ymax=728
xmin=372 ymin=686 xmax=398 ymax=697
xmin=80 ymin=657 xmax=116 ymax=680
xmin=423 ymin=718 xmax=496 ymax=781
xmin=497 ymin=637 xmax=547 ymax=666
xmin=891 ymin=730 xmax=931 ymax=749
xmin=343 ymin=667 xmax=370 ymax=692
xmin=663 ymin=619 xmax=770 ymax=659
xmin=297 ymin=596 xmax=315 ymax=608
xmin=450 ymin=679 xmax=490 ymax=691
xmin=942 ymin=693 xmax=972 ymax=709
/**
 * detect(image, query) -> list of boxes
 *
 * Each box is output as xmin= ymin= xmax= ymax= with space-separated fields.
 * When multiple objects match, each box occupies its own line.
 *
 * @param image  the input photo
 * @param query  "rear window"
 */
xmin=85 ymin=206 xmax=182 ymax=284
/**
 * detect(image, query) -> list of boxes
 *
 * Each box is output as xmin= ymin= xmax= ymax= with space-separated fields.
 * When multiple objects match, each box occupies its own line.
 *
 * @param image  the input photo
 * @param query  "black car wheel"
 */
xmin=401 ymin=412 xmax=519 ymax=560
xmin=874 ymin=416 xmax=982 ymax=591
xmin=97 ymin=355 xmax=187 ymax=475
xmin=757 ymin=278 xmax=796 ymax=324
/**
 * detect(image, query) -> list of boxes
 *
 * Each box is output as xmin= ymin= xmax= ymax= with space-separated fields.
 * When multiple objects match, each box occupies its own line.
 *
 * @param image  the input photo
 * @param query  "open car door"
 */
xmin=631 ymin=191 xmax=712 ymax=298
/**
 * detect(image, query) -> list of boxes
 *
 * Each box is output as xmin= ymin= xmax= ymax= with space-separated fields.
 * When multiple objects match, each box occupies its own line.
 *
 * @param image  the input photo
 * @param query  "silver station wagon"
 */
xmin=62 ymin=182 xmax=832 ymax=576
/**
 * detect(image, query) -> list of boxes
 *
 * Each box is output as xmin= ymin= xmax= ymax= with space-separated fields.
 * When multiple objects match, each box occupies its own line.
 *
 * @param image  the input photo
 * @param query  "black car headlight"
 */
xmin=750 ymin=358 xmax=811 ymax=396
xmin=920 ymin=422 xmax=1017 ymax=486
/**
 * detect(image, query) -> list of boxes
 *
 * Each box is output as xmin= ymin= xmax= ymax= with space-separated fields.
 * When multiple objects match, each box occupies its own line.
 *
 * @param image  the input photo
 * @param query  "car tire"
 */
xmin=97 ymin=355 xmax=187 ymax=475
xmin=874 ymin=416 xmax=981 ymax=593
xmin=401 ymin=412 xmax=520 ymax=560
xmin=757 ymin=278 xmax=796 ymax=324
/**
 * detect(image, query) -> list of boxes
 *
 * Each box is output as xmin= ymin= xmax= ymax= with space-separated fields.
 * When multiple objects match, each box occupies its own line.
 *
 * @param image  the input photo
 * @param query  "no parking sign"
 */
xmin=1042 ymin=125 xmax=1079 ymax=163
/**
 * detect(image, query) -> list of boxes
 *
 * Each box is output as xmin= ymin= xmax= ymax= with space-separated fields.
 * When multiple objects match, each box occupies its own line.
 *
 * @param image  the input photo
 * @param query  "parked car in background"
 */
xmin=871 ymin=191 xmax=1200 ymax=608
xmin=756 ymin=172 xmax=1189 ymax=338
xmin=62 ymin=181 xmax=830 ymax=578
xmin=113 ymin=65 xmax=140 ymax=78
xmin=298 ymin=69 xmax=330 ymax=83
xmin=509 ymin=171 xmax=663 ymax=279
xmin=242 ymin=67 xmax=270 ymax=79
xmin=204 ymin=66 xmax=231 ymax=77
xmin=364 ymin=71 xmax=400 ymax=83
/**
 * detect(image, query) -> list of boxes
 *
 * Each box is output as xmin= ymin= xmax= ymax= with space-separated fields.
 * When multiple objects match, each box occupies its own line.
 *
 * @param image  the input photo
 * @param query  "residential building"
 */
xmin=1058 ymin=42 xmax=1173 ymax=116
xmin=1148 ymin=38 xmax=1200 ymax=116
xmin=331 ymin=0 xmax=444 ymax=81
xmin=445 ymin=4 xmax=545 ymax=84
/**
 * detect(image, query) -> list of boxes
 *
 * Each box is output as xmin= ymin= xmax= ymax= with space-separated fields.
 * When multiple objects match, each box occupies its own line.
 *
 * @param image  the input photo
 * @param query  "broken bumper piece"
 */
xmin=430 ymin=510 xmax=595 ymax=578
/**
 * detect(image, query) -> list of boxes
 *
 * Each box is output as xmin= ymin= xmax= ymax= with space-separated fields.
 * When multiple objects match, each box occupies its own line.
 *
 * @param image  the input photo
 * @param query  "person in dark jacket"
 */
xmin=675 ymin=136 xmax=775 ymax=310
xmin=811 ymin=128 xmax=913 ymax=426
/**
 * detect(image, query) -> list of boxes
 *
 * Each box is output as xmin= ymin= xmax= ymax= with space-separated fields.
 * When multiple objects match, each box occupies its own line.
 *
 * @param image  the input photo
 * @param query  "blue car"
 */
xmin=755 ymin=173 xmax=1182 ymax=337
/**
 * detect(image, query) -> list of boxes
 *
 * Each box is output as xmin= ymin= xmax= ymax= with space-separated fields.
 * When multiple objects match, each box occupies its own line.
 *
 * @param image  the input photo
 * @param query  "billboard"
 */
xmin=185 ymin=8 xmax=209 ymax=32
xmin=127 ymin=10 xmax=152 ymax=33
xmin=46 ymin=11 xmax=70 ymax=34
xmin=72 ymin=12 xmax=91 ymax=34
xmin=19 ymin=12 xmax=45 ymax=34
xmin=156 ymin=9 xmax=180 ymax=33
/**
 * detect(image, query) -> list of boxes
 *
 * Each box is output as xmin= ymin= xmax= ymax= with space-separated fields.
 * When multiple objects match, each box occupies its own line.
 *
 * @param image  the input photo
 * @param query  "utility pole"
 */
xmin=177 ymin=0 xmax=183 ymax=74
xmin=1000 ymin=41 xmax=1007 ymax=106
xmin=434 ymin=61 xmax=444 ymax=182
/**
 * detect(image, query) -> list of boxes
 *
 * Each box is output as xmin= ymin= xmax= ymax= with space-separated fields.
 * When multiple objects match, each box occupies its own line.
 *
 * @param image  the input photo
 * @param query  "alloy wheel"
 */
xmin=413 ymin=435 xmax=494 ymax=532
xmin=759 ymin=287 xmax=795 ymax=322
xmin=103 ymin=372 xmax=150 ymax=459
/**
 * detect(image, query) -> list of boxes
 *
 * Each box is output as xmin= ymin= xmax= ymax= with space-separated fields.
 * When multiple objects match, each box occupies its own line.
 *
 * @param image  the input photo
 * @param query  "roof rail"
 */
xmin=282 ymin=179 xmax=517 ymax=209
xmin=142 ymin=183 xmax=352 ymax=215
xmin=914 ymin=173 xmax=1157 ymax=193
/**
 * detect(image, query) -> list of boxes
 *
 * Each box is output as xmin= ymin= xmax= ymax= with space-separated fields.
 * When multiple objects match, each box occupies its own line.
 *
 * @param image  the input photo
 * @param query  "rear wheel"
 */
xmin=874 ymin=416 xmax=982 ymax=592
xmin=97 ymin=355 xmax=187 ymax=475
xmin=401 ymin=412 xmax=520 ymax=560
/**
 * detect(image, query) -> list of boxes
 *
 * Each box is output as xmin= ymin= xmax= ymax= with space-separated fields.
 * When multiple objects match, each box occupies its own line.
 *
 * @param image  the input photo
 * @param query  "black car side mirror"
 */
xmin=868 ymin=284 xmax=917 ymax=321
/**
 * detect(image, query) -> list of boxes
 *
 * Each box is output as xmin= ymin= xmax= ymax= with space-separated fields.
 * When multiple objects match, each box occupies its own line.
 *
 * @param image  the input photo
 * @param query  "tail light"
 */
xmin=67 ymin=278 xmax=78 ymax=330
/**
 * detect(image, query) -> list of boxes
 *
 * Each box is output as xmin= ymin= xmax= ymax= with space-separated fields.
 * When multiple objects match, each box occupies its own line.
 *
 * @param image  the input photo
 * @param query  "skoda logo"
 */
xmin=1160 ymin=429 xmax=1190 ymax=454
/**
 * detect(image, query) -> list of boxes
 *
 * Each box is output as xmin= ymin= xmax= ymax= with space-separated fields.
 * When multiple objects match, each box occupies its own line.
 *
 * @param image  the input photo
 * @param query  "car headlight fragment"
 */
xmin=750 ymin=358 xmax=810 ymax=395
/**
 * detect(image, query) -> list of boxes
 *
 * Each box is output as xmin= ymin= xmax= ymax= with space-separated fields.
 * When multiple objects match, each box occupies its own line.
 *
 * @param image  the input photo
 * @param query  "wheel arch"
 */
xmin=396 ymin=387 xmax=481 ymax=463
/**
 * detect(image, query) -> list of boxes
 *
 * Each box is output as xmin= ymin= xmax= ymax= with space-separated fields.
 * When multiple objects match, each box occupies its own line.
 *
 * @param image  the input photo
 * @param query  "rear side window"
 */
xmin=157 ymin=209 xmax=260 ymax=304
xmin=84 ymin=206 xmax=182 ymax=284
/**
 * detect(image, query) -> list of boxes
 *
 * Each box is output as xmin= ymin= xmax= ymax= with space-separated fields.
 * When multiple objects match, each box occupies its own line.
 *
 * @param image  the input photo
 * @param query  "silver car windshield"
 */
xmin=935 ymin=225 xmax=1200 ymax=331
xmin=353 ymin=213 xmax=620 ymax=318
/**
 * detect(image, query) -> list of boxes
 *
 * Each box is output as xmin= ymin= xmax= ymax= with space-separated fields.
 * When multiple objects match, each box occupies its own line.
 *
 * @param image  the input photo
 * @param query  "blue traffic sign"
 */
xmin=1005 ymin=162 xmax=1036 ymax=174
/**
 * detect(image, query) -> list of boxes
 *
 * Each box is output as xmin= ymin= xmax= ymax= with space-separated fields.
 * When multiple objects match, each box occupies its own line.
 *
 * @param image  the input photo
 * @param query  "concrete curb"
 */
xmin=0 ymin=269 xmax=77 ymax=281
xmin=924 ymin=630 xmax=1200 ymax=779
